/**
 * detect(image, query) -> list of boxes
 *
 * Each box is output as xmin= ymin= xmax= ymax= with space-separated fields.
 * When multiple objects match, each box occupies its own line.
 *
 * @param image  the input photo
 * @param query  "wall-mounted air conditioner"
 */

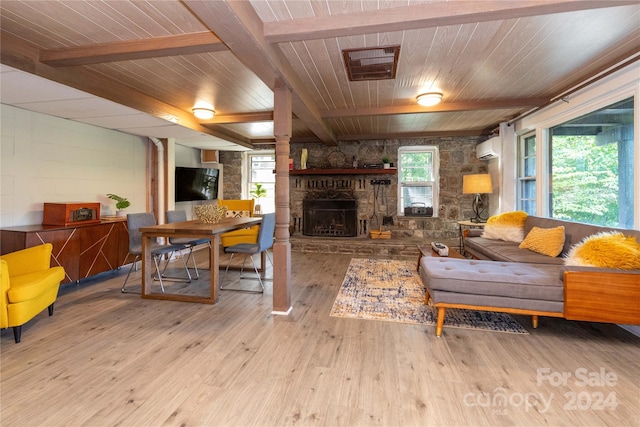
xmin=476 ymin=137 xmax=500 ymax=160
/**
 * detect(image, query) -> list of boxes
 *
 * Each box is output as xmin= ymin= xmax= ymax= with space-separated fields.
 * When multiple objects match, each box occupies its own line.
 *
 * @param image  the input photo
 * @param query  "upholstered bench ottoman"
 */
xmin=419 ymin=257 xmax=565 ymax=336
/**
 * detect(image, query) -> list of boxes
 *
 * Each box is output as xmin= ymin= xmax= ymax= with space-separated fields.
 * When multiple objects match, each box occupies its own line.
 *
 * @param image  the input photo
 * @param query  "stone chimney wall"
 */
xmin=221 ymin=137 xmax=489 ymax=241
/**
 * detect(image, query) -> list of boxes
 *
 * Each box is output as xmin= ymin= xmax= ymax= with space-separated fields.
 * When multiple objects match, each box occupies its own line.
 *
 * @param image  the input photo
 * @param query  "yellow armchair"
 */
xmin=1 ymin=243 xmax=65 ymax=343
xmin=218 ymin=199 xmax=259 ymax=247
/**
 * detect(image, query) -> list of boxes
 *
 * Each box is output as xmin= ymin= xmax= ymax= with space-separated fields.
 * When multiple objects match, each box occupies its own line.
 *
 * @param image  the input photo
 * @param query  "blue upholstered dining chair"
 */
xmin=221 ymin=212 xmax=275 ymax=293
xmin=166 ymin=209 xmax=211 ymax=279
xmin=121 ymin=212 xmax=191 ymax=293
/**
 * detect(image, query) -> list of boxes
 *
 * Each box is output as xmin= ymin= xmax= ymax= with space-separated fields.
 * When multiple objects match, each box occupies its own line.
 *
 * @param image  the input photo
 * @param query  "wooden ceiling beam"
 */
xmin=322 ymin=98 xmax=550 ymax=118
xmin=338 ymin=130 xmax=491 ymax=141
xmin=40 ymin=32 xmax=227 ymax=66
xmin=265 ymin=0 xmax=638 ymax=43
xmin=0 ymin=31 xmax=253 ymax=149
xmin=202 ymin=112 xmax=274 ymax=124
xmin=183 ymin=0 xmax=338 ymax=146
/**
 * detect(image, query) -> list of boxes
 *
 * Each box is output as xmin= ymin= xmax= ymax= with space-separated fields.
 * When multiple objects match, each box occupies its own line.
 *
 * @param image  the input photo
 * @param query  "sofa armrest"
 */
xmin=465 ymin=229 xmax=484 ymax=238
xmin=564 ymin=270 xmax=640 ymax=325
xmin=0 ymin=243 xmax=53 ymax=277
xmin=0 ymin=260 xmax=9 ymax=327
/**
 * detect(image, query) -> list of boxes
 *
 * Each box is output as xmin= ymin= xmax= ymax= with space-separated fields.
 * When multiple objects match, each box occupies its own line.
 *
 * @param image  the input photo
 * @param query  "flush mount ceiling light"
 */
xmin=416 ymin=92 xmax=443 ymax=107
xmin=192 ymin=107 xmax=215 ymax=120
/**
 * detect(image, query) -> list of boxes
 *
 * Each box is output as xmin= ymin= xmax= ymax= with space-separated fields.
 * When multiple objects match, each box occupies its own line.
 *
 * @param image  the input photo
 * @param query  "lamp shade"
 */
xmin=463 ymin=174 xmax=492 ymax=194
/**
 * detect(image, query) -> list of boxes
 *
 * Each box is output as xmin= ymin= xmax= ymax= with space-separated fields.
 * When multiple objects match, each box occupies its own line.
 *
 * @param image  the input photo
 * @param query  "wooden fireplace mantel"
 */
xmin=290 ymin=168 xmax=397 ymax=176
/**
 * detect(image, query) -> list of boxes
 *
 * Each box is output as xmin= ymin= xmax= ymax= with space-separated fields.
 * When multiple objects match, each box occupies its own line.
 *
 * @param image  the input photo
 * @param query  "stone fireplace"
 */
xmin=221 ymin=137 xmax=489 ymax=243
xmin=303 ymin=198 xmax=357 ymax=237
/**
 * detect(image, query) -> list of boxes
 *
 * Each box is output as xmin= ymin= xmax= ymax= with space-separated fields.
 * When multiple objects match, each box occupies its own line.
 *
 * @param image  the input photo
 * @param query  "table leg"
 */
xmin=142 ymin=234 xmax=152 ymax=296
xmin=210 ymin=234 xmax=220 ymax=303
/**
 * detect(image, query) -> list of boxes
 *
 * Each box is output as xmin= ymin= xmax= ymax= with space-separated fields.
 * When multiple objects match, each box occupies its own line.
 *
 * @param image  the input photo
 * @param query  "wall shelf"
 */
xmin=290 ymin=168 xmax=396 ymax=176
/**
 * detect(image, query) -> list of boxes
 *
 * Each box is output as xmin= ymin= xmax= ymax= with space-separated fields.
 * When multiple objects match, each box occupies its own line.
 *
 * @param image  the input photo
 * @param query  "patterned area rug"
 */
xmin=330 ymin=258 xmax=529 ymax=334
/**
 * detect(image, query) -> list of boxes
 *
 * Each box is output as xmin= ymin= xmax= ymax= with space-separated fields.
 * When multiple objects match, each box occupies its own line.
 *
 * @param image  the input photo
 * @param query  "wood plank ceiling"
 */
xmin=1 ymin=0 xmax=639 ymax=150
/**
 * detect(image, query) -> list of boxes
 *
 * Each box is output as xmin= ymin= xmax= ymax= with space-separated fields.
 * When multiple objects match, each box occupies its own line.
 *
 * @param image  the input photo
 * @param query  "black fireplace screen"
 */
xmin=303 ymin=199 xmax=357 ymax=237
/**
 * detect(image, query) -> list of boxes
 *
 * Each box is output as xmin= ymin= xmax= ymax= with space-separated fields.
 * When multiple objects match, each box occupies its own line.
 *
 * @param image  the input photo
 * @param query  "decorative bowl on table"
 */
xmin=193 ymin=205 xmax=227 ymax=224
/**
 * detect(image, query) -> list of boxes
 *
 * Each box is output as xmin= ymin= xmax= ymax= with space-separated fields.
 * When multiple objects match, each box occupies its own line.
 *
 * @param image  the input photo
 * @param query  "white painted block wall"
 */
xmin=0 ymin=104 xmax=147 ymax=227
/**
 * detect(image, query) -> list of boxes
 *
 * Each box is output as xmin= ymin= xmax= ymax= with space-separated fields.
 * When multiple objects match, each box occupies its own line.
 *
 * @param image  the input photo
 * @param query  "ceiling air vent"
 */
xmin=343 ymin=46 xmax=400 ymax=81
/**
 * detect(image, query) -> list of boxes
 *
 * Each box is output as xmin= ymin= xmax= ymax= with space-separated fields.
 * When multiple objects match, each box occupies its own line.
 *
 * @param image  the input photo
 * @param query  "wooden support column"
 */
xmin=272 ymin=82 xmax=293 ymax=314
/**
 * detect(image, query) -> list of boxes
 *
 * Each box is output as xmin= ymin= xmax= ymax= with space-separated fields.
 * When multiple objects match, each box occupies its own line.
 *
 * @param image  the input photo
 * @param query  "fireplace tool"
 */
xmin=382 ymin=183 xmax=394 ymax=226
xmin=370 ymin=181 xmax=391 ymax=239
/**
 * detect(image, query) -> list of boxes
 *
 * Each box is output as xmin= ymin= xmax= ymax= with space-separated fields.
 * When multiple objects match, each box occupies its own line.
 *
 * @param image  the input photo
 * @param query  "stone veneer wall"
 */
xmin=219 ymin=151 xmax=243 ymax=199
xmin=220 ymin=137 xmax=489 ymax=242
xmin=289 ymin=138 xmax=488 ymax=241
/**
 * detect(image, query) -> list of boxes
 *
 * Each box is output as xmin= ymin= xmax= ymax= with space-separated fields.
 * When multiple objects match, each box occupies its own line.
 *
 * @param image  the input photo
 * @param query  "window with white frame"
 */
xmin=246 ymin=152 xmax=275 ymax=214
xmin=397 ymin=146 xmax=439 ymax=216
xmin=517 ymin=132 xmax=537 ymax=215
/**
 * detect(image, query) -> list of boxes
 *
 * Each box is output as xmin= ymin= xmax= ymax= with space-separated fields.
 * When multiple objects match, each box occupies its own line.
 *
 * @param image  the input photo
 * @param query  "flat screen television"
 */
xmin=175 ymin=166 xmax=220 ymax=202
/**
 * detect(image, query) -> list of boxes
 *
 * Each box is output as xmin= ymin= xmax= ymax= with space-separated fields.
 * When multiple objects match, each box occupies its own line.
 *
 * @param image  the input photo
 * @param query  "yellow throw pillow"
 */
xmin=481 ymin=211 xmax=528 ymax=242
xmin=564 ymin=231 xmax=640 ymax=270
xmin=225 ymin=210 xmax=251 ymax=218
xmin=519 ymin=226 xmax=565 ymax=257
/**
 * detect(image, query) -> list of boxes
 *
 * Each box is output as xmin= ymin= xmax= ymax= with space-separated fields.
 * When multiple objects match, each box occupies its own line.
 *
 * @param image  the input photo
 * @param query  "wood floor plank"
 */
xmin=1 ymin=250 xmax=639 ymax=426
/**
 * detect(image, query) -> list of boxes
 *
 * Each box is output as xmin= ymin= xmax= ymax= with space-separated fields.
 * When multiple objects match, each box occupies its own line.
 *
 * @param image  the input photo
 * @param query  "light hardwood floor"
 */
xmin=1 ymin=250 xmax=639 ymax=426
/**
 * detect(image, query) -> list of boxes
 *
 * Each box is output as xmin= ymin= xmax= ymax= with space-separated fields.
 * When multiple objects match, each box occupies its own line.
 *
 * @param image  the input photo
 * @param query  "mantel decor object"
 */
xmin=327 ymin=150 xmax=346 ymax=168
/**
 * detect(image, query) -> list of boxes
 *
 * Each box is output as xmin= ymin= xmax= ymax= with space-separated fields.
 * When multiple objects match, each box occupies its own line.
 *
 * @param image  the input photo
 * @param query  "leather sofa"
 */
xmin=420 ymin=215 xmax=640 ymax=336
xmin=1 ymin=243 xmax=65 ymax=343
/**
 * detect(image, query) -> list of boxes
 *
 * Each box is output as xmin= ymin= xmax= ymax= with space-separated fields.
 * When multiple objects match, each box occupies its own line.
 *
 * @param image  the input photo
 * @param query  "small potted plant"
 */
xmin=382 ymin=156 xmax=391 ymax=169
xmin=249 ymin=183 xmax=267 ymax=214
xmin=107 ymin=194 xmax=130 ymax=217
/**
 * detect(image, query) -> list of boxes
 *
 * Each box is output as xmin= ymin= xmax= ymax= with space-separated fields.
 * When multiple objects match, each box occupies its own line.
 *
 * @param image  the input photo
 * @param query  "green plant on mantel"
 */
xmin=107 ymin=193 xmax=130 ymax=211
xmin=382 ymin=156 xmax=391 ymax=164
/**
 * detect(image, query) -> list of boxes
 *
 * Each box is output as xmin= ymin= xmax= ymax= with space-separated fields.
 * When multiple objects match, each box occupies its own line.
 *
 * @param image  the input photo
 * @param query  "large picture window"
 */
xmin=397 ymin=146 xmax=439 ymax=216
xmin=547 ymin=97 xmax=634 ymax=228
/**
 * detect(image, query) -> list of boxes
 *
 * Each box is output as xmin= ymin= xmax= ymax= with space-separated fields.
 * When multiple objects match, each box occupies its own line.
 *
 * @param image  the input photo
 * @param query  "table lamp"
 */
xmin=463 ymin=174 xmax=492 ymax=223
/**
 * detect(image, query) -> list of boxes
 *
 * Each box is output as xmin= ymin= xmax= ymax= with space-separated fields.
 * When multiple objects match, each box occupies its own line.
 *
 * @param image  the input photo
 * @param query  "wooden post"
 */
xmin=272 ymin=82 xmax=292 ymax=314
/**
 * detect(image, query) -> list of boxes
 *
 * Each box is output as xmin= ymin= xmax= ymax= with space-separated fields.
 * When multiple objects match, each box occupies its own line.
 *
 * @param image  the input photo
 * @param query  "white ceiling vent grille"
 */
xmin=342 ymin=46 xmax=400 ymax=81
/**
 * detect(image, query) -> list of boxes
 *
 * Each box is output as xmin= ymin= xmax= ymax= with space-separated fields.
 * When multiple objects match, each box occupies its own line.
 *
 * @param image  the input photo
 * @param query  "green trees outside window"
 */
xmin=549 ymin=97 xmax=634 ymax=228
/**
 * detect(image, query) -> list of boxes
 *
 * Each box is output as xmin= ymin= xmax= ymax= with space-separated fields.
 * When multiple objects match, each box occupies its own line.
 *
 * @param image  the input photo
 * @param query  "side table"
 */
xmin=416 ymin=244 xmax=465 ymax=271
xmin=457 ymin=220 xmax=486 ymax=254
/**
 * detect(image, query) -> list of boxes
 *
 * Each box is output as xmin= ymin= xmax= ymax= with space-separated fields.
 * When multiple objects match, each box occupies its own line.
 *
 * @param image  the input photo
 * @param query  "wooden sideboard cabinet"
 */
xmin=1 ymin=220 xmax=134 ymax=284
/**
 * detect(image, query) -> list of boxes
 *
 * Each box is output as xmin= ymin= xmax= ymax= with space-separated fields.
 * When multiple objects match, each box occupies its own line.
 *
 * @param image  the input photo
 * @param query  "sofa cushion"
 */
xmin=564 ymin=231 xmax=640 ymax=270
xmin=464 ymin=237 xmax=565 ymax=265
xmin=524 ymin=216 xmax=640 ymax=257
xmin=482 ymin=211 xmax=528 ymax=242
xmin=7 ymin=267 xmax=65 ymax=303
xmin=421 ymin=257 xmax=564 ymax=301
xmin=519 ymin=226 xmax=565 ymax=257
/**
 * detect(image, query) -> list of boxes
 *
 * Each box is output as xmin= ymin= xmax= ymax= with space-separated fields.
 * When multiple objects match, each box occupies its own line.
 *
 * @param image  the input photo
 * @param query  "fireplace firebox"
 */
xmin=303 ymin=199 xmax=357 ymax=237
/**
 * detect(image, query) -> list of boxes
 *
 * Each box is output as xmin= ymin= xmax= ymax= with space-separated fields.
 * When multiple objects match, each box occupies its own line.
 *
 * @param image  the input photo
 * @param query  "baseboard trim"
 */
xmin=272 ymin=306 xmax=293 ymax=316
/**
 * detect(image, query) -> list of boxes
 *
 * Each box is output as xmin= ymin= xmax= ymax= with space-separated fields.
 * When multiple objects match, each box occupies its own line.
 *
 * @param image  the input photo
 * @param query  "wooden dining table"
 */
xmin=139 ymin=216 xmax=262 ymax=304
